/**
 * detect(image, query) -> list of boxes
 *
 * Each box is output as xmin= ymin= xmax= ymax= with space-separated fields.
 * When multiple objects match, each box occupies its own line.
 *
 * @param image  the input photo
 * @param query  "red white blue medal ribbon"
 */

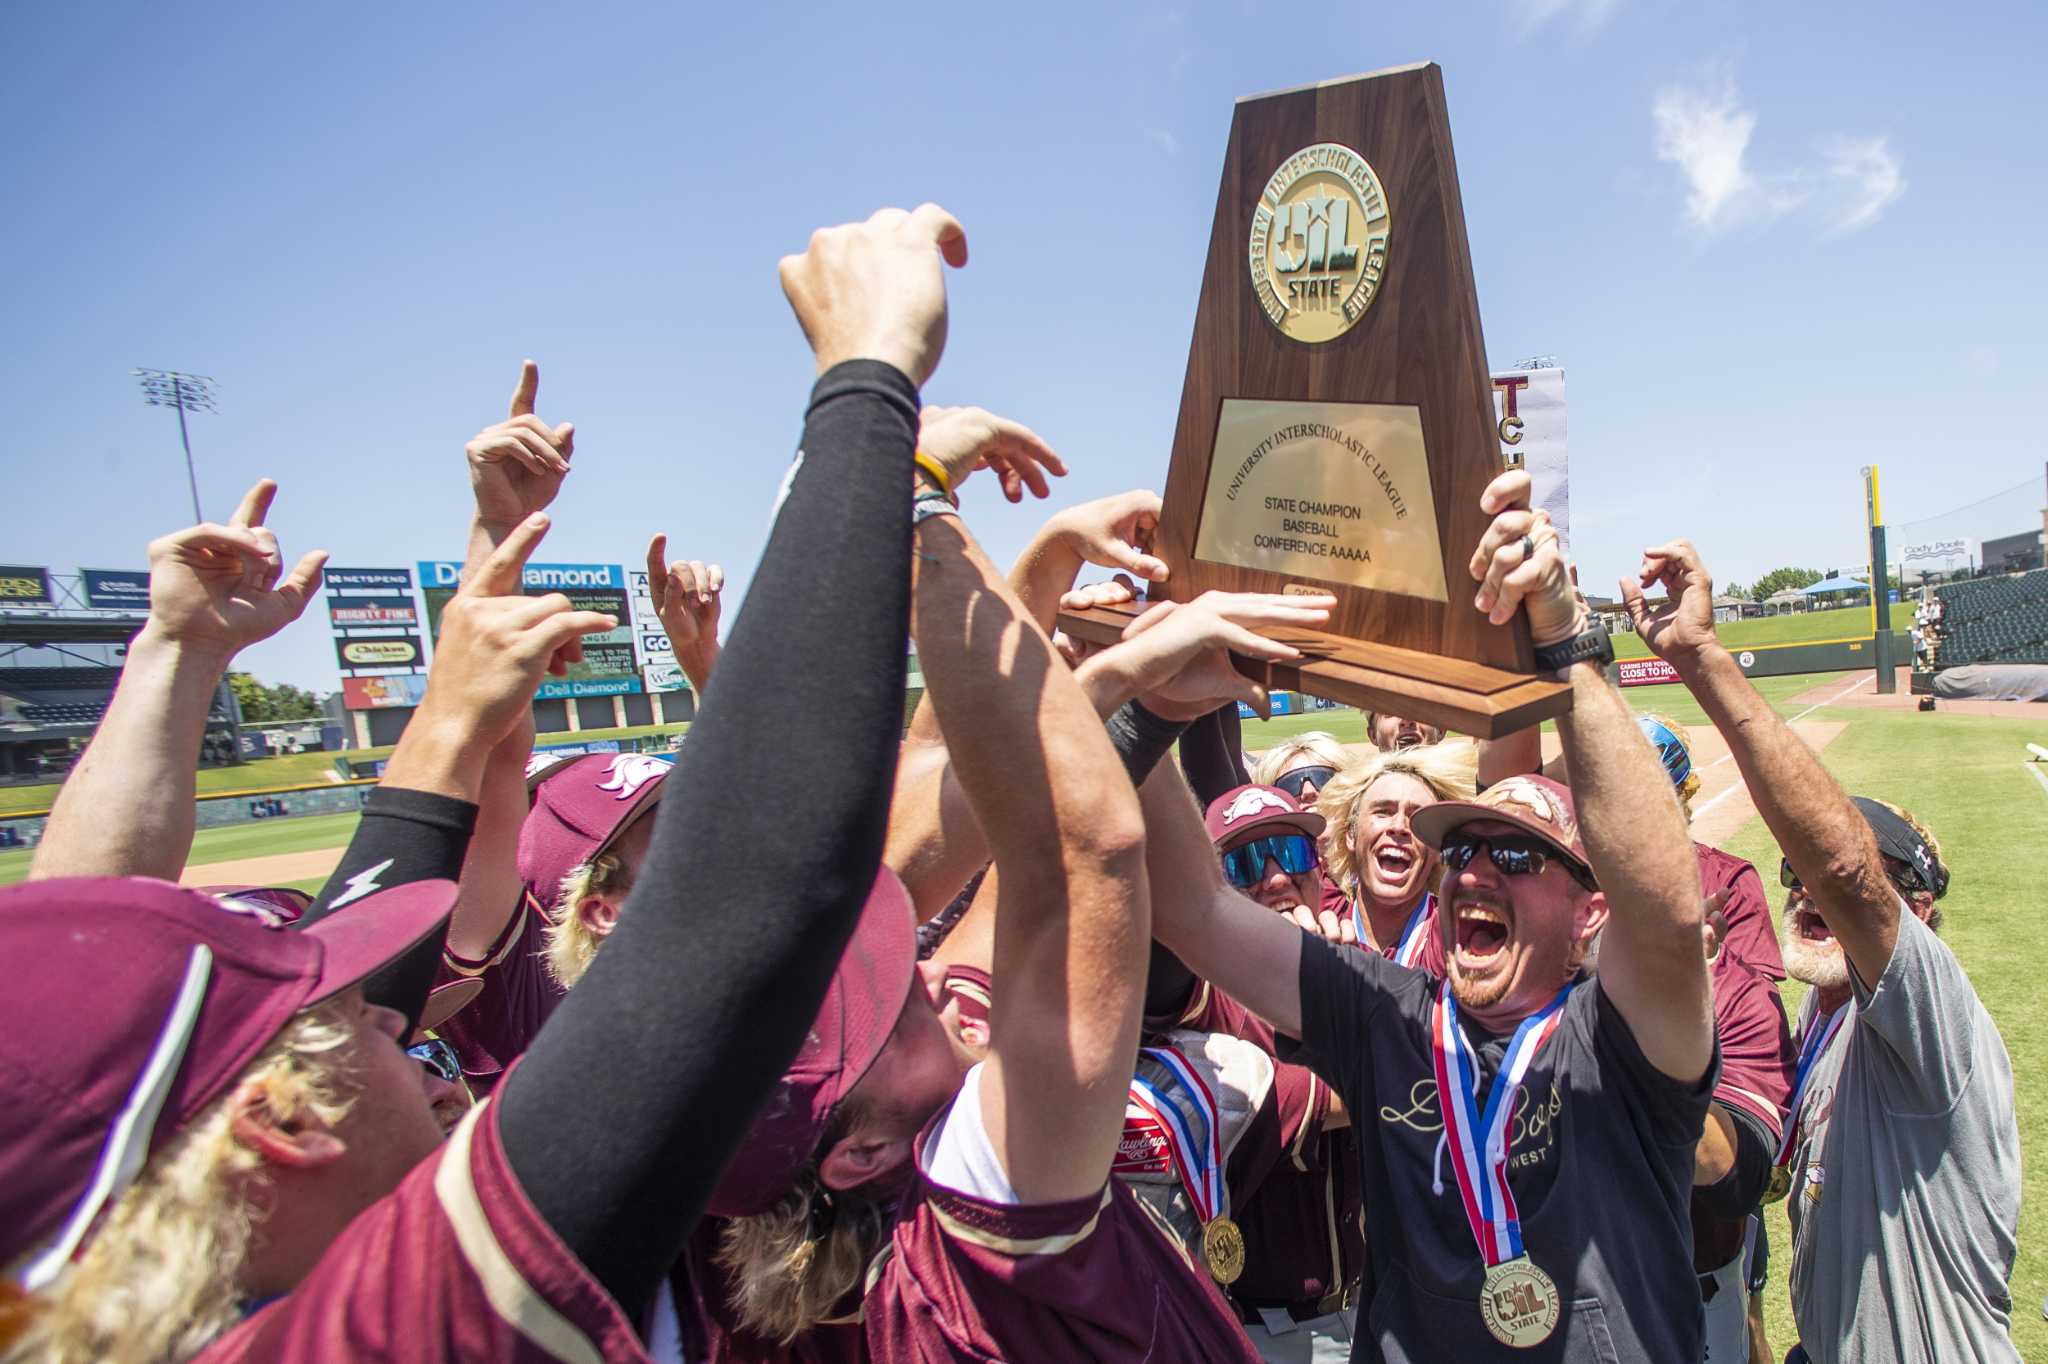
xmin=1774 ymin=1001 xmax=1847 ymax=1169
xmin=1352 ymin=892 xmax=1434 ymax=968
xmin=1431 ymin=981 xmax=1575 ymax=1266
xmin=1127 ymin=1045 xmax=1223 ymax=1226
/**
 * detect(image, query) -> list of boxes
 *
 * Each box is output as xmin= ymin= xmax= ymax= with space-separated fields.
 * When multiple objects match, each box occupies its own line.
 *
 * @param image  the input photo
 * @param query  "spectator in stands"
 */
xmin=1314 ymin=742 xmax=1476 ymax=964
xmin=1622 ymin=538 xmax=2021 ymax=1363
xmin=1249 ymin=731 xmax=1348 ymax=807
xmin=1136 ymin=469 xmax=1719 ymax=1359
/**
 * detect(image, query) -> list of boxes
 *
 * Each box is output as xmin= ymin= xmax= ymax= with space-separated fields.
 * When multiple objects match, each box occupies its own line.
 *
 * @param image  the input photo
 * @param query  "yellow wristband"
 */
xmin=912 ymin=450 xmax=954 ymax=501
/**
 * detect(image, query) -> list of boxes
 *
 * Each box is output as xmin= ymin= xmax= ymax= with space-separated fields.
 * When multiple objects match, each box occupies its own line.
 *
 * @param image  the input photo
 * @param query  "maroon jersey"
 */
xmin=197 ymin=1099 xmax=647 ymax=1362
xmin=1165 ymin=982 xmax=1365 ymax=1317
xmin=435 ymin=892 xmax=564 ymax=1096
xmin=1696 ymin=842 xmax=1784 ymax=982
xmin=1692 ymin=954 xmax=1795 ymax=1270
xmin=1321 ymin=879 xmax=1445 ymax=976
xmin=864 ymin=1100 xmax=1261 ymax=1362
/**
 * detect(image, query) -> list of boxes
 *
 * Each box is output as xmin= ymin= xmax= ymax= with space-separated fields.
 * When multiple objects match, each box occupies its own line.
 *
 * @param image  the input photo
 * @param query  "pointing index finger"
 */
xmin=230 ymin=479 xmax=277 ymax=529
xmin=509 ymin=360 xmax=539 ymax=419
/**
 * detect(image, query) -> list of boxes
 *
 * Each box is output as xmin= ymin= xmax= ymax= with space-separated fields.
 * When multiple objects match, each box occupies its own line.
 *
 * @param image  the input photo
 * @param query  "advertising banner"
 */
xmin=536 ymin=676 xmax=642 ymax=700
xmin=341 ymin=674 xmax=429 ymax=710
xmin=335 ymin=635 xmax=424 ymax=669
xmin=419 ymin=560 xmax=637 ymax=682
xmin=1898 ymin=537 xmax=1976 ymax=573
xmin=324 ymin=567 xmax=415 ymax=592
xmin=628 ymin=570 xmax=677 ymax=665
xmin=327 ymin=596 xmax=419 ymax=627
xmin=1617 ymin=657 xmax=1681 ymax=687
xmin=643 ymin=662 xmax=687 ymax=692
xmin=81 ymin=569 xmax=152 ymax=610
xmin=1492 ymin=368 xmax=1569 ymax=554
xmin=0 ymin=565 xmax=53 ymax=606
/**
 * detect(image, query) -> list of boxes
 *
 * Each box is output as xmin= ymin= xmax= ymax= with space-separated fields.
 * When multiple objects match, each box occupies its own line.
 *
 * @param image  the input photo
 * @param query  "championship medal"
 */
xmin=1480 ymin=1256 xmax=1561 ymax=1349
xmin=1129 ymin=1046 xmax=1238 ymax=1284
xmin=1765 ymin=1001 xmax=1847 ymax=1206
xmin=1431 ymin=981 xmax=1577 ymax=1349
xmin=1203 ymin=1215 xmax=1246 ymax=1284
xmin=1763 ymin=1163 xmax=1793 ymax=1205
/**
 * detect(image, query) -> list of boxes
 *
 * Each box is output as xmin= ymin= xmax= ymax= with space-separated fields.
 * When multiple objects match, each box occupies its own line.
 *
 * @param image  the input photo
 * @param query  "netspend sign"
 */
xmin=417 ymin=560 xmax=625 ymax=592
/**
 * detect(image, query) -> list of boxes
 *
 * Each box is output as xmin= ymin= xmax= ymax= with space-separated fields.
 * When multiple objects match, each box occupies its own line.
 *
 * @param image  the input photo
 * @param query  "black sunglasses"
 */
xmin=406 ymin=1036 xmax=463 ymax=1086
xmin=1273 ymin=765 xmax=1337 ymax=800
xmin=1441 ymin=832 xmax=1597 ymax=892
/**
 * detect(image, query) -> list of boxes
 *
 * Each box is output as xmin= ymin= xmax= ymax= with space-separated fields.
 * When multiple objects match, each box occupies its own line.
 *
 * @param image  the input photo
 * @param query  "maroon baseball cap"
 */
xmin=0 ymin=874 xmax=457 ymax=1288
xmin=1411 ymin=774 xmax=1595 ymax=884
xmin=705 ymin=866 xmax=918 ymax=1218
xmin=517 ymin=753 xmax=672 ymax=912
xmin=1204 ymin=784 xmax=1326 ymax=847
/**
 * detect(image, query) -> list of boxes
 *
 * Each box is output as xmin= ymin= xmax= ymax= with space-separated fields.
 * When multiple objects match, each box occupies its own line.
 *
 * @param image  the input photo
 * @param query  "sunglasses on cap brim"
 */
xmin=1441 ymin=832 xmax=1598 ymax=892
xmin=1221 ymin=832 xmax=1319 ymax=888
xmin=1273 ymin=765 xmax=1337 ymax=800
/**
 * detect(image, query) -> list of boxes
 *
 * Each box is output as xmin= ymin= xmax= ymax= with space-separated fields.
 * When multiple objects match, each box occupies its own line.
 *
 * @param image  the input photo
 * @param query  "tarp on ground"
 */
xmin=1932 ymin=665 xmax=2048 ymax=702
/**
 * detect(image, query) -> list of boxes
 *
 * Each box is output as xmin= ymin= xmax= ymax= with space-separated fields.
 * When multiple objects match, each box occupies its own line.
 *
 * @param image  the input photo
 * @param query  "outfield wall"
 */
xmin=1619 ymin=635 xmax=1878 ymax=687
xmin=0 ymin=778 xmax=376 ymax=851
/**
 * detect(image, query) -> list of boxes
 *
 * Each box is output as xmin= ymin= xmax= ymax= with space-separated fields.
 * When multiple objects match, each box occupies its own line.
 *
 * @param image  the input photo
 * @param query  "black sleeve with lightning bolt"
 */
xmin=300 ymin=785 xmax=478 ymax=1032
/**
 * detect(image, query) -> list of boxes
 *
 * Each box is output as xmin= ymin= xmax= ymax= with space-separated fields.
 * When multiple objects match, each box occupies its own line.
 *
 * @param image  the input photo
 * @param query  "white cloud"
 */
xmin=1818 ymin=135 xmax=1905 ymax=235
xmin=1509 ymin=0 xmax=1623 ymax=38
xmin=1652 ymin=66 xmax=1803 ymax=234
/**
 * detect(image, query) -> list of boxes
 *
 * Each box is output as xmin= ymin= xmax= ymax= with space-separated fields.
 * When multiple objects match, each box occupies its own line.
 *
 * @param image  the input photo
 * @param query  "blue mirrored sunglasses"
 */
xmin=1221 ymin=832 xmax=1319 ymax=888
xmin=405 ymin=1036 xmax=463 ymax=1086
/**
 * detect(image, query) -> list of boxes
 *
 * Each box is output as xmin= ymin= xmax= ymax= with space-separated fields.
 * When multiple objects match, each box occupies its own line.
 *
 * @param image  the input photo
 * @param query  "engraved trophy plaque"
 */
xmin=1056 ymin=63 xmax=1569 ymax=737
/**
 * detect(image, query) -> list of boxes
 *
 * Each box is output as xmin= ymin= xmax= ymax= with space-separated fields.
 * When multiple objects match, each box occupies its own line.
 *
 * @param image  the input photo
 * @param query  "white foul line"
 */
xmin=2024 ymin=762 xmax=2048 ymax=801
xmin=1687 ymin=672 xmax=1874 ymax=821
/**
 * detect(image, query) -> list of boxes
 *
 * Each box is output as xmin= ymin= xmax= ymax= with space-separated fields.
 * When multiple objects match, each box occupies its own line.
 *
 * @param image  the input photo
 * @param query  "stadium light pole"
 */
xmin=133 ymin=368 xmax=218 ymax=524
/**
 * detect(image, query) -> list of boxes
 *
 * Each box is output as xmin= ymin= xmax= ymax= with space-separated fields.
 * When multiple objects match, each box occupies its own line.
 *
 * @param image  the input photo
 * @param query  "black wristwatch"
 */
xmin=1532 ymin=621 xmax=1613 ymax=676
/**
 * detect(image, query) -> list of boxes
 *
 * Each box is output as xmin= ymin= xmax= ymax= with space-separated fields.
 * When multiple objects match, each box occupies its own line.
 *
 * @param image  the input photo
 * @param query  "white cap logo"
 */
xmin=1223 ymin=788 xmax=1291 ymax=825
xmin=599 ymin=754 xmax=671 ymax=801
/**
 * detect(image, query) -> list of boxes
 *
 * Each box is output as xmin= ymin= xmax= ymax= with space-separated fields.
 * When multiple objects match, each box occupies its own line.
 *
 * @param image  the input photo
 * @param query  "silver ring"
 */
xmin=1521 ymin=533 xmax=1537 ymax=561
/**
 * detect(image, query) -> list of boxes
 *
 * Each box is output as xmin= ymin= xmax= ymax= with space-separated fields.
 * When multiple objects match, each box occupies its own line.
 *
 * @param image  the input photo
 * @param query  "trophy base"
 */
xmin=1056 ymin=603 xmax=1571 ymax=740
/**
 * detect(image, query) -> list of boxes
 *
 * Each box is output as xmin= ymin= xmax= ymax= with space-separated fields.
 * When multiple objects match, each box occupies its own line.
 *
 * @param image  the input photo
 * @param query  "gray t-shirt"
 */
xmin=1785 ymin=910 xmax=2021 ymax=1363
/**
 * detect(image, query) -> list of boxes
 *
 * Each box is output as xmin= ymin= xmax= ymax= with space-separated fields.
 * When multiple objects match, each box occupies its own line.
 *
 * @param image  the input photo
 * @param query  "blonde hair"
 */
xmin=542 ymin=851 xmax=631 ymax=990
xmin=714 ymin=1160 xmax=889 ymax=1343
xmin=8 ymin=1000 xmax=359 ymax=1364
xmin=1250 ymin=731 xmax=1349 ymax=788
xmin=1317 ymin=740 xmax=1478 ymax=898
xmin=1637 ymin=713 xmax=1702 ymax=817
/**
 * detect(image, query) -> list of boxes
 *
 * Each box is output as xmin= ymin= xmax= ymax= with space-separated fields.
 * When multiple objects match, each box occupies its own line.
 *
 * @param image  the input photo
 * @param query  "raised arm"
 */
xmin=493 ymin=205 xmax=960 ymax=1323
xmin=1136 ymin=761 xmax=1309 ymax=1037
xmin=1474 ymin=471 xmax=1711 ymax=1081
xmin=1622 ymin=539 xmax=1898 ymax=985
xmin=30 ymin=480 xmax=324 ymax=881
xmin=643 ymin=534 xmax=723 ymax=695
xmin=443 ymin=361 xmax=576 ymax=961
xmin=911 ymin=504 xmax=1148 ymax=1204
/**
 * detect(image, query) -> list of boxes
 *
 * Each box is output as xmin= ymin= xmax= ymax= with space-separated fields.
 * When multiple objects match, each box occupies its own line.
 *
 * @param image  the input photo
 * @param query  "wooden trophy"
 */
xmin=1056 ymin=63 xmax=1570 ymax=738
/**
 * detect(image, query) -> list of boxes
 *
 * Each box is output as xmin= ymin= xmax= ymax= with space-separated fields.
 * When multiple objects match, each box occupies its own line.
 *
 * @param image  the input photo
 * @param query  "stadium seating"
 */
xmin=1932 ymin=569 xmax=2048 ymax=666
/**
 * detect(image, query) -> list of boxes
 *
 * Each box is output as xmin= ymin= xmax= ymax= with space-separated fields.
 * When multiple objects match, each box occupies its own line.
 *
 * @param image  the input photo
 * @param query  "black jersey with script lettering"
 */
xmin=1284 ymin=937 xmax=1716 ymax=1363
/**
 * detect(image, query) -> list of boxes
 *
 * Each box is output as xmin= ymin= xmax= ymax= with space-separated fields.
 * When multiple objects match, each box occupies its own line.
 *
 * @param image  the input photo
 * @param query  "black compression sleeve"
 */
xmin=1105 ymin=700 xmax=1190 ymax=785
xmin=497 ymin=360 xmax=916 ymax=1320
xmin=1177 ymin=702 xmax=1249 ymax=805
xmin=1694 ymin=1102 xmax=1776 ymax=1221
xmin=300 ymin=786 xmax=477 ymax=1033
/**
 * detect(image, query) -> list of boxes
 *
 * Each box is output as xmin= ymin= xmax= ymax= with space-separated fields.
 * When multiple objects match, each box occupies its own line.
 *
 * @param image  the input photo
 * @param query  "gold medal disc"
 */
xmin=1763 ymin=1163 xmax=1792 ymax=1204
xmin=1480 ymin=1257 xmax=1560 ymax=1349
xmin=1202 ymin=1216 xmax=1245 ymax=1284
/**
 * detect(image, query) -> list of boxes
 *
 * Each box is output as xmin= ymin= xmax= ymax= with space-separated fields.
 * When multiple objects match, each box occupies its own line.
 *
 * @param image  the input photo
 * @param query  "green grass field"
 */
xmin=1613 ymin=604 xmax=1876 ymax=660
xmin=4 ymin=675 xmax=2038 ymax=1352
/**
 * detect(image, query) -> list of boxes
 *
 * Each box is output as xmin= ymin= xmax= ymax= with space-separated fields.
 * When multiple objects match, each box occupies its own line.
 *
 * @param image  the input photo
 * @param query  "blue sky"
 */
xmin=5 ymin=1 xmax=2043 ymax=689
